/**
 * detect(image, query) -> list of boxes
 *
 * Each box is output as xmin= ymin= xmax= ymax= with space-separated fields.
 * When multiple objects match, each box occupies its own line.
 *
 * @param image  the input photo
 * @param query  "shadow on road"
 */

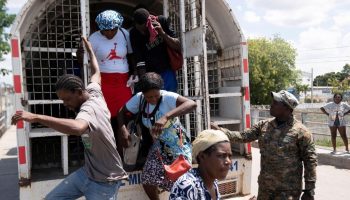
xmin=0 ymin=155 xmax=19 ymax=200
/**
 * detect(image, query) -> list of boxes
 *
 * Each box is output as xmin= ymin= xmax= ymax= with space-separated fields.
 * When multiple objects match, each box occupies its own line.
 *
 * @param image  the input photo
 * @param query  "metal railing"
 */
xmin=251 ymin=106 xmax=350 ymax=140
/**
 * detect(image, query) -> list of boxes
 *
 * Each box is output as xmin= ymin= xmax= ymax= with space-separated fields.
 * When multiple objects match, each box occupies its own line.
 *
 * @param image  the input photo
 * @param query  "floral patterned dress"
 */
xmin=169 ymin=168 xmax=220 ymax=200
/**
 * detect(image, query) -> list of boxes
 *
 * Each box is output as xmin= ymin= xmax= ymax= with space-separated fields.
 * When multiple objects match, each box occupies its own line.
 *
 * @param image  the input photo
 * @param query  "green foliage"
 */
xmin=313 ymin=64 xmax=350 ymax=86
xmin=315 ymin=138 xmax=349 ymax=147
xmin=328 ymin=77 xmax=349 ymax=94
xmin=0 ymin=0 xmax=15 ymax=77
xmin=294 ymin=83 xmax=309 ymax=96
xmin=248 ymin=36 xmax=299 ymax=104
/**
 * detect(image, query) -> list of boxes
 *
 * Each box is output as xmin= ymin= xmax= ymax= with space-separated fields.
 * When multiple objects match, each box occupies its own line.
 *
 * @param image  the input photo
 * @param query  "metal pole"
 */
xmin=163 ymin=0 xmax=169 ymax=17
xmin=80 ymin=0 xmax=89 ymax=86
xmin=179 ymin=0 xmax=190 ymax=131
xmin=311 ymin=68 xmax=314 ymax=105
xmin=201 ymin=0 xmax=210 ymax=129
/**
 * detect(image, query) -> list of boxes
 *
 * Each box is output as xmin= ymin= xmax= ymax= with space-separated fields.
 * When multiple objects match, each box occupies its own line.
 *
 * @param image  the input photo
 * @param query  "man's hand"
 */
xmin=301 ymin=190 xmax=315 ymax=200
xmin=151 ymin=20 xmax=165 ymax=35
xmin=81 ymin=36 xmax=93 ymax=54
xmin=11 ymin=110 xmax=37 ymax=125
xmin=210 ymin=122 xmax=221 ymax=130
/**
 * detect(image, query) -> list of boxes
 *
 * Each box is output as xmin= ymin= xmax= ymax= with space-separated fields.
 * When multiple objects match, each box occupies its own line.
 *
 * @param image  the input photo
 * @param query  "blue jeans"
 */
xmin=161 ymin=69 xmax=177 ymax=92
xmin=45 ymin=168 xmax=121 ymax=200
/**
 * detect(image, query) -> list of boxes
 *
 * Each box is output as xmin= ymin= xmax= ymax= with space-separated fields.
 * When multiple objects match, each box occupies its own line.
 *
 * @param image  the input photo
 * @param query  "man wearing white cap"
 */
xmin=212 ymin=90 xmax=317 ymax=200
xmin=170 ymin=130 xmax=232 ymax=200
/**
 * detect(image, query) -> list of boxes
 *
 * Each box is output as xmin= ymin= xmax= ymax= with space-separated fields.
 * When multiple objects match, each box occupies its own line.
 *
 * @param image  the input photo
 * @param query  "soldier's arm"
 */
xmin=220 ymin=120 xmax=265 ymax=143
xmin=299 ymin=129 xmax=317 ymax=191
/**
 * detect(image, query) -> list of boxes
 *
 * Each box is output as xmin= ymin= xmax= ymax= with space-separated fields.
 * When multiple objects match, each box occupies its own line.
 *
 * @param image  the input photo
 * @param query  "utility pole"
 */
xmin=311 ymin=68 xmax=314 ymax=105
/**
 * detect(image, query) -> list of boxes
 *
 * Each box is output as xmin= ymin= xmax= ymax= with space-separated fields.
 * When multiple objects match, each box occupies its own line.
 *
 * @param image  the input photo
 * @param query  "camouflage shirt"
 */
xmin=221 ymin=116 xmax=317 ymax=191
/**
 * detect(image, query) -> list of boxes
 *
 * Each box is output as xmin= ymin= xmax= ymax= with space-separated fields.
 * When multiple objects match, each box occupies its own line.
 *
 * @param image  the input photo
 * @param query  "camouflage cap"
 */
xmin=271 ymin=90 xmax=299 ymax=109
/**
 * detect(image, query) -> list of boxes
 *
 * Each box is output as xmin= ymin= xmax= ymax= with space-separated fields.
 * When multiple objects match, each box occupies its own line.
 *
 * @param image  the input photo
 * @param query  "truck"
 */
xmin=10 ymin=0 xmax=252 ymax=199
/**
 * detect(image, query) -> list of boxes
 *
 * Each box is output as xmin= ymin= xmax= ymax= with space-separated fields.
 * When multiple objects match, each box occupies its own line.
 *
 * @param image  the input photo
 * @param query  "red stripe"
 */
xmin=245 ymin=114 xmax=251 ymax=128
xmin=17 ymin=120 xmax=24 ymax=129
xmin=245 ymin=87 xmax=250 ymax=101
xmin=18 ymin=146 xmax=26 ymax=164
xmin=11 ymin=39 xmax=19 ymax=58
xmin=243 ymin=59 xmax=248 ymax=73
xmin=14 ymin=75 xmax=21 ymax=93
xmin=246 ymin=143 xmax=252 ymax=154
xmin=16 ymin=111 xmax=24 ymax=129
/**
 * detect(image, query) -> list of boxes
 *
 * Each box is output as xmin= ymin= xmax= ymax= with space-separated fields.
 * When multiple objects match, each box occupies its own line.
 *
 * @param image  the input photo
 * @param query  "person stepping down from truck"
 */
xmin=12 ymin=37 xmax=127 ymax=200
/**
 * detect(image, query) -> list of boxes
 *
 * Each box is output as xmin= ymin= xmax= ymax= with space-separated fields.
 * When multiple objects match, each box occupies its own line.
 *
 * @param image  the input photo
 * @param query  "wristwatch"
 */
xmin=303 ymin=189 xmax=315 ymax=196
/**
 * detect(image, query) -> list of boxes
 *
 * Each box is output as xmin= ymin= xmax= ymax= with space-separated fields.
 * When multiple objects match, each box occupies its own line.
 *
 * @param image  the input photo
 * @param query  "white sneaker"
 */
xmin=330 ymin=151 xmax=337 ymax=155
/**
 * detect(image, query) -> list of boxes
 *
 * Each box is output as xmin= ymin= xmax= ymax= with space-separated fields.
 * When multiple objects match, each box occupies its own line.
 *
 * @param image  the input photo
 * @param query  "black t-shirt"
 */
xmin=130 ymin=16 xmax=176 ymax=73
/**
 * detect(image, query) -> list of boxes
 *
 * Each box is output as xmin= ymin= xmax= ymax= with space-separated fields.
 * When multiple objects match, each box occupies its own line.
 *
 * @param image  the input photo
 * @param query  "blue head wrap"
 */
xmin=95 ymin=10 xmax=124 ymax=30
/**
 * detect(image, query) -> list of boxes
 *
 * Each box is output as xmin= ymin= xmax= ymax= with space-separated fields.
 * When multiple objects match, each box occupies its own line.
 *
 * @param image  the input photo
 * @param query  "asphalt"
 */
xmin=0 ymin=126 xmax=19 ymax=200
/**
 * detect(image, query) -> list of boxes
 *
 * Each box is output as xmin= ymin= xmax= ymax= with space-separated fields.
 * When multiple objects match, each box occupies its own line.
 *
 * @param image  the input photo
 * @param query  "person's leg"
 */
xmin=329 ymin=126 xmax=338 ymax=152
xmin=143 ymin=184 xmax=160 ymax=200
xmin=84 ymin=180 xmax=121 ymax=200
xmin=160 ymin=70 xmax=177 ymax=92
xmin=338 ymin=126 xmax=349 ymax=151
xmin=141 ymin=144 xmax=163 ymax=200
xmin=45 ymin=168 xmax=85 ymax=200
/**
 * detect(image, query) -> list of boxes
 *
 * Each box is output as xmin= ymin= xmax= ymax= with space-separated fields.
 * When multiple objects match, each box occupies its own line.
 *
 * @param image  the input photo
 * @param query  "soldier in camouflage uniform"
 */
xmin=212 ymin=90 xmax=317 ymax=200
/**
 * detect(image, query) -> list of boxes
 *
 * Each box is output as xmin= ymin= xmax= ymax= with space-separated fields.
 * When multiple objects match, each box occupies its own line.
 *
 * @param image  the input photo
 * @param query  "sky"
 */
xmin=1 ymin=0 xmax=350 ymax=85
xmin=226 ymin=0 xmax=350 ymax=78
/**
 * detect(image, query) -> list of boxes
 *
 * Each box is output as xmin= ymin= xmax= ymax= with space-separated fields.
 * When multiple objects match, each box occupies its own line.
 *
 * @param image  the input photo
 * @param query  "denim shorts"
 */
xmin=45 ymin=167 xmax=121 ymax=200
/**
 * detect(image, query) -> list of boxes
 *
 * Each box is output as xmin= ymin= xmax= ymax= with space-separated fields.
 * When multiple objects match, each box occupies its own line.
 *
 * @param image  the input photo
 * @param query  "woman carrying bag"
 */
xmin=118 ymin=72 xmax=196 ymax=200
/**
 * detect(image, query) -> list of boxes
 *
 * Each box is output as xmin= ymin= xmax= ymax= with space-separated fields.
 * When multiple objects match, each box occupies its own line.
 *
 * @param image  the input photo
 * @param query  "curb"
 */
xmin=251 ymin=141 xmax=350 ymax=170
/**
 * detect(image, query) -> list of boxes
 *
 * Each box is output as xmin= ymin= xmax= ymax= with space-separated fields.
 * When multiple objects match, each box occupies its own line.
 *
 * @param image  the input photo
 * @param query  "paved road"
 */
xmin=250 ymin=147 xmax=350 ymax=200
xmin=0 ymin=126 xmax=19 ymax=200
xmin=1 ymin=126 xmax=349 ymax=200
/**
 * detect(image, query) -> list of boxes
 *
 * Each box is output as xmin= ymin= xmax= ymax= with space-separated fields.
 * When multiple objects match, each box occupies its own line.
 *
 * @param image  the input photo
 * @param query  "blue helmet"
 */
xmin=95 ymin=10 xmax=124 ymax=30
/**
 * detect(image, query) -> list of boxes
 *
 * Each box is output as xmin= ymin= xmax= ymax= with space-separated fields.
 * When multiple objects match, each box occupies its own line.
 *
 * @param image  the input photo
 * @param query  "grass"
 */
xmin=315 ymin=138 xmax=349 ymax=147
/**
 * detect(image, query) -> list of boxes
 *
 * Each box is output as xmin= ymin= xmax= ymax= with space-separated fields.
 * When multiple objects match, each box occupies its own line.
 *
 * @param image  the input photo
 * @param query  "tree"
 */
xmin=313 ymin=63 xmax=350 ymax=86
xmin=294 ymin=83 xmax=309 ymax=97
xmin=248 ymin=36 xmax=299 ymax=104
xmin=328 ymin=77 xmax=349 ymax=94
xmin=0 ymin=0 xmax=15 ymax=76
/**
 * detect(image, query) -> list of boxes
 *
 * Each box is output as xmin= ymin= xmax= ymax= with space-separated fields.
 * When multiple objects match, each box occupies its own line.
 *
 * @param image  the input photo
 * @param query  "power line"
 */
xmin=298 ymin=45 xmax=350 ymax=52
xmin=296 ymin=60 xmax=350 ymax=64
xmin=296 ymin=56 xmax=350 ymax=61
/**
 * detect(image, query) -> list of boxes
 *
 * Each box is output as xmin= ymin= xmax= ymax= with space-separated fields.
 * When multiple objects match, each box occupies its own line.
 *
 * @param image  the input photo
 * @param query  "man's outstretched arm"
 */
xmin=11 ymin=110 xmax=88 ymax=136
xmin=82 ymin=37 xmax=101 ymax=84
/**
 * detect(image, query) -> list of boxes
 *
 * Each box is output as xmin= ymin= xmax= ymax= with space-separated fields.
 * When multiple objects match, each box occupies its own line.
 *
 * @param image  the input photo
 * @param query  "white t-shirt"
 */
xmin=126 ymin=90 xmax=179 ymax=128
xmin=89 ymin=28 xmax=133 ymax=73
xmin=322 ymin=101 xmax=350 ymax=126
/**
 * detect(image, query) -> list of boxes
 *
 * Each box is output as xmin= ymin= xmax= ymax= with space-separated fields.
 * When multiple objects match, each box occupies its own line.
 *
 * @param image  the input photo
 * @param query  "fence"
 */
xmin=0 ymin=91 xmax=15 ymax=137
xmin=251 ymin=105 xmax=350 ymax=140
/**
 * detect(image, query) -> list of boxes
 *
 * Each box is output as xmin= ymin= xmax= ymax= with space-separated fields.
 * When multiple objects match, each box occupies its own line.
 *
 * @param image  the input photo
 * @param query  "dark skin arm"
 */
xmin=11 ymin=37 xmax=99 ymax=136
xmin=320 ymin=107 xmax=328 ymax=115
xmin=151 ymin=96 xmax=196 ymax=135
xmin=117 ymin=106 xmax=132 ymax=148
xmin=82 ymin=36 xmax=101 ymax=84
xmin=152 ymin=20 xmax=181 ymax=52
xmin=11 ymin=111 xmax=88 ymax=136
